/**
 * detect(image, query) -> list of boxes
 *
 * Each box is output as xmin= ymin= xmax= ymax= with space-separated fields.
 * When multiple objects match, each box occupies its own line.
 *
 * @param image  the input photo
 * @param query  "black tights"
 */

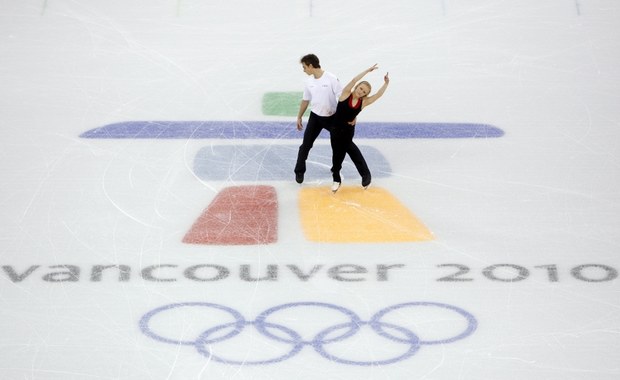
xmin=330 ymin=124 xmax=370 ymax=183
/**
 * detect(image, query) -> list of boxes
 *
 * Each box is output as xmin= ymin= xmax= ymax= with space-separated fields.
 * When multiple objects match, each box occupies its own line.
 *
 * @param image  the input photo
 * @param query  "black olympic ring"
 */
xmin=139 ymin=301 xmax=477 ymax=366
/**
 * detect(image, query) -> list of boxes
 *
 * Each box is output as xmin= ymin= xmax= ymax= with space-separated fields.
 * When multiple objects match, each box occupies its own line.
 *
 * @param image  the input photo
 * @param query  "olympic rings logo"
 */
xmin=139 ymin=301 xmax=477 ymax=366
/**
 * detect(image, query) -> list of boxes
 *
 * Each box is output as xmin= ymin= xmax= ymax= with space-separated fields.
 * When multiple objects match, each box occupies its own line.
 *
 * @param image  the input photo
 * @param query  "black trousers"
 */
xmin=295 ymin=112 xmax=369 ymax=180
xmin=330 ymin=124 xmax=370 ymax=182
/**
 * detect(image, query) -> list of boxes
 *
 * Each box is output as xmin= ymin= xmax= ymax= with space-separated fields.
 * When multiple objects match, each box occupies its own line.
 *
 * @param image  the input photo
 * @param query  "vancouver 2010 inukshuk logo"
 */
xmin=80 ymin=120 xmax=504 ymax=245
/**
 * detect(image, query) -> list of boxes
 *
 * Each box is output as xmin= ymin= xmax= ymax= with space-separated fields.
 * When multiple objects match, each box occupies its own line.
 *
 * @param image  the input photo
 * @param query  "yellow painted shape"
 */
xmin=298 ymin=186 xmax=434 ymax=243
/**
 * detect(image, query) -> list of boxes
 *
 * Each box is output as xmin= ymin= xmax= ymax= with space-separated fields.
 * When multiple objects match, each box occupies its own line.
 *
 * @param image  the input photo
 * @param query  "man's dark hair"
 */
xmin=300 ymin=54 xmax=321 ymax=69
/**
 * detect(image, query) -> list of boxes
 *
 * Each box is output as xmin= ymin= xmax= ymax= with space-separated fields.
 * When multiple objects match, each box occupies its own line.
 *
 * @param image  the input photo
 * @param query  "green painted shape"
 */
xmin=262 ymin=92 xmax=307 ymax=116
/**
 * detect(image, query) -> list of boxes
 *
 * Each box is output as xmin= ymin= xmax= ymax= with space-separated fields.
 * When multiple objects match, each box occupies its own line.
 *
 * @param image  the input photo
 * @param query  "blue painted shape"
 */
xmin=80 ymin=121 xmax=504 ymax=139
xmin=193 ymin=144 xmax=391 ymax=181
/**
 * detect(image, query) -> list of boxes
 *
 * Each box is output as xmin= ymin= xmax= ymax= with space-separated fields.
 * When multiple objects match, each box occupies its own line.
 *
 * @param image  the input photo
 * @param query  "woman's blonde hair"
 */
xmin=355 ymin=81 xmax=372 ymax=96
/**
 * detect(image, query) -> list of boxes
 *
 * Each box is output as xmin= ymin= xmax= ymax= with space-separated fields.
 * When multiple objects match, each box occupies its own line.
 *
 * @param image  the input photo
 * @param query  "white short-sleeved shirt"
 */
xmin=302 ymin=71 xmax=343 ymax=117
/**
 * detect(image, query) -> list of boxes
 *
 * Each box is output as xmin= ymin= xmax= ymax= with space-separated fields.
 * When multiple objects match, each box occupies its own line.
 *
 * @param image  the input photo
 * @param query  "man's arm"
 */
xmin=297 ymin=100 xmax=310 ymax=131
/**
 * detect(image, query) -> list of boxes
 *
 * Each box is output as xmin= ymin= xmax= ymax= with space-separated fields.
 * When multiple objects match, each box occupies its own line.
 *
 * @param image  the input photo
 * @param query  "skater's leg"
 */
xmin=346 ymin=141 xmax=371 ymax=182
xmin=294 ymin=113 xmax=324 ymax=177
xmin=330 ymin=129 xmax=348 ymax=183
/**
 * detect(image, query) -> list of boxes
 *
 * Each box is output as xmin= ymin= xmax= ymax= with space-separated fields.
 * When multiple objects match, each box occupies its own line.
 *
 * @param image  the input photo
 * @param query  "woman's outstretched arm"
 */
xmin=362 ymin=72 xmax=390 ymax=108
xmin=339 ymin=64 xmax=379 ymax=101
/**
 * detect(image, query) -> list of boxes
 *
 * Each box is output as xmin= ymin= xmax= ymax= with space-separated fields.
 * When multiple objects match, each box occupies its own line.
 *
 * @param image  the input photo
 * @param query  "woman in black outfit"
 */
xmin=330 ymin=64 xmax=390 ymax=193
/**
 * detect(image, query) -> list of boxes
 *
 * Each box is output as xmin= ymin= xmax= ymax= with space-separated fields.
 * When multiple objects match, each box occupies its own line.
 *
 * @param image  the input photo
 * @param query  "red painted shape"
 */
xmin=183 ymin=185 xmax=278 ymax=245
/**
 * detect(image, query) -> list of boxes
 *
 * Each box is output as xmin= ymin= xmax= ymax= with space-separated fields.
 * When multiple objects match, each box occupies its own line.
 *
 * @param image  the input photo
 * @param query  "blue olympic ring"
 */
xmin=139 ymin=301 xmax=477 ymax=366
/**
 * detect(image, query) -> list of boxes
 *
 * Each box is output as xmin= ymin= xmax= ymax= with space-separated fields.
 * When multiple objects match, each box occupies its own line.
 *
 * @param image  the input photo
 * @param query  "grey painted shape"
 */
xmin=193 ymin=144 xmax=391 ymax=181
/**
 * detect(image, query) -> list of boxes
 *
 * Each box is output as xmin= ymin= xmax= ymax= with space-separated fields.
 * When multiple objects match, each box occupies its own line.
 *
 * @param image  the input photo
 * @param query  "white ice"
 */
xmin=1 ymin=0 xmax=619 ymax=379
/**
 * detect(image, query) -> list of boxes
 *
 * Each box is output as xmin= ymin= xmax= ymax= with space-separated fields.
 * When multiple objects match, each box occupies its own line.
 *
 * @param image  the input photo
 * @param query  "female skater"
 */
xmin=330 ymin=64 xmax=389 ymax=192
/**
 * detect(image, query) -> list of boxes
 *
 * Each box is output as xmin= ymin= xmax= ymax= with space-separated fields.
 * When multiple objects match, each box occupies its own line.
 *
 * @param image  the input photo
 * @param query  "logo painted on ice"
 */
xmin=139 ymin=301 xmax=478 ymax=366
xmin=81 ymin=120 xmax=503 ymax=245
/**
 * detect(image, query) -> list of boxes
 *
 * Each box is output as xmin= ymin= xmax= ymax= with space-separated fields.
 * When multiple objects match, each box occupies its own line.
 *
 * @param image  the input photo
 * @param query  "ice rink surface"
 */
xmin=1 ymin=0 xmax=619 ymax=379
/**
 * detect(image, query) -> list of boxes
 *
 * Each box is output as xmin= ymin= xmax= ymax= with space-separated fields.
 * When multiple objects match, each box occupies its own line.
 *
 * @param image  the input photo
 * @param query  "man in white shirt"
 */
xmin=294 ymin=54 xmax=369 ymax=184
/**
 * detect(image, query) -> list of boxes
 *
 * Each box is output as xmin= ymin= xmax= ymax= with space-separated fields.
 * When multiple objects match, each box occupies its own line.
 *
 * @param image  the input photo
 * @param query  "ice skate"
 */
xmin=331 ymin=182 xmax=341 ymax=193
xmin=362 ymin=175 xmax=371 ymax=189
